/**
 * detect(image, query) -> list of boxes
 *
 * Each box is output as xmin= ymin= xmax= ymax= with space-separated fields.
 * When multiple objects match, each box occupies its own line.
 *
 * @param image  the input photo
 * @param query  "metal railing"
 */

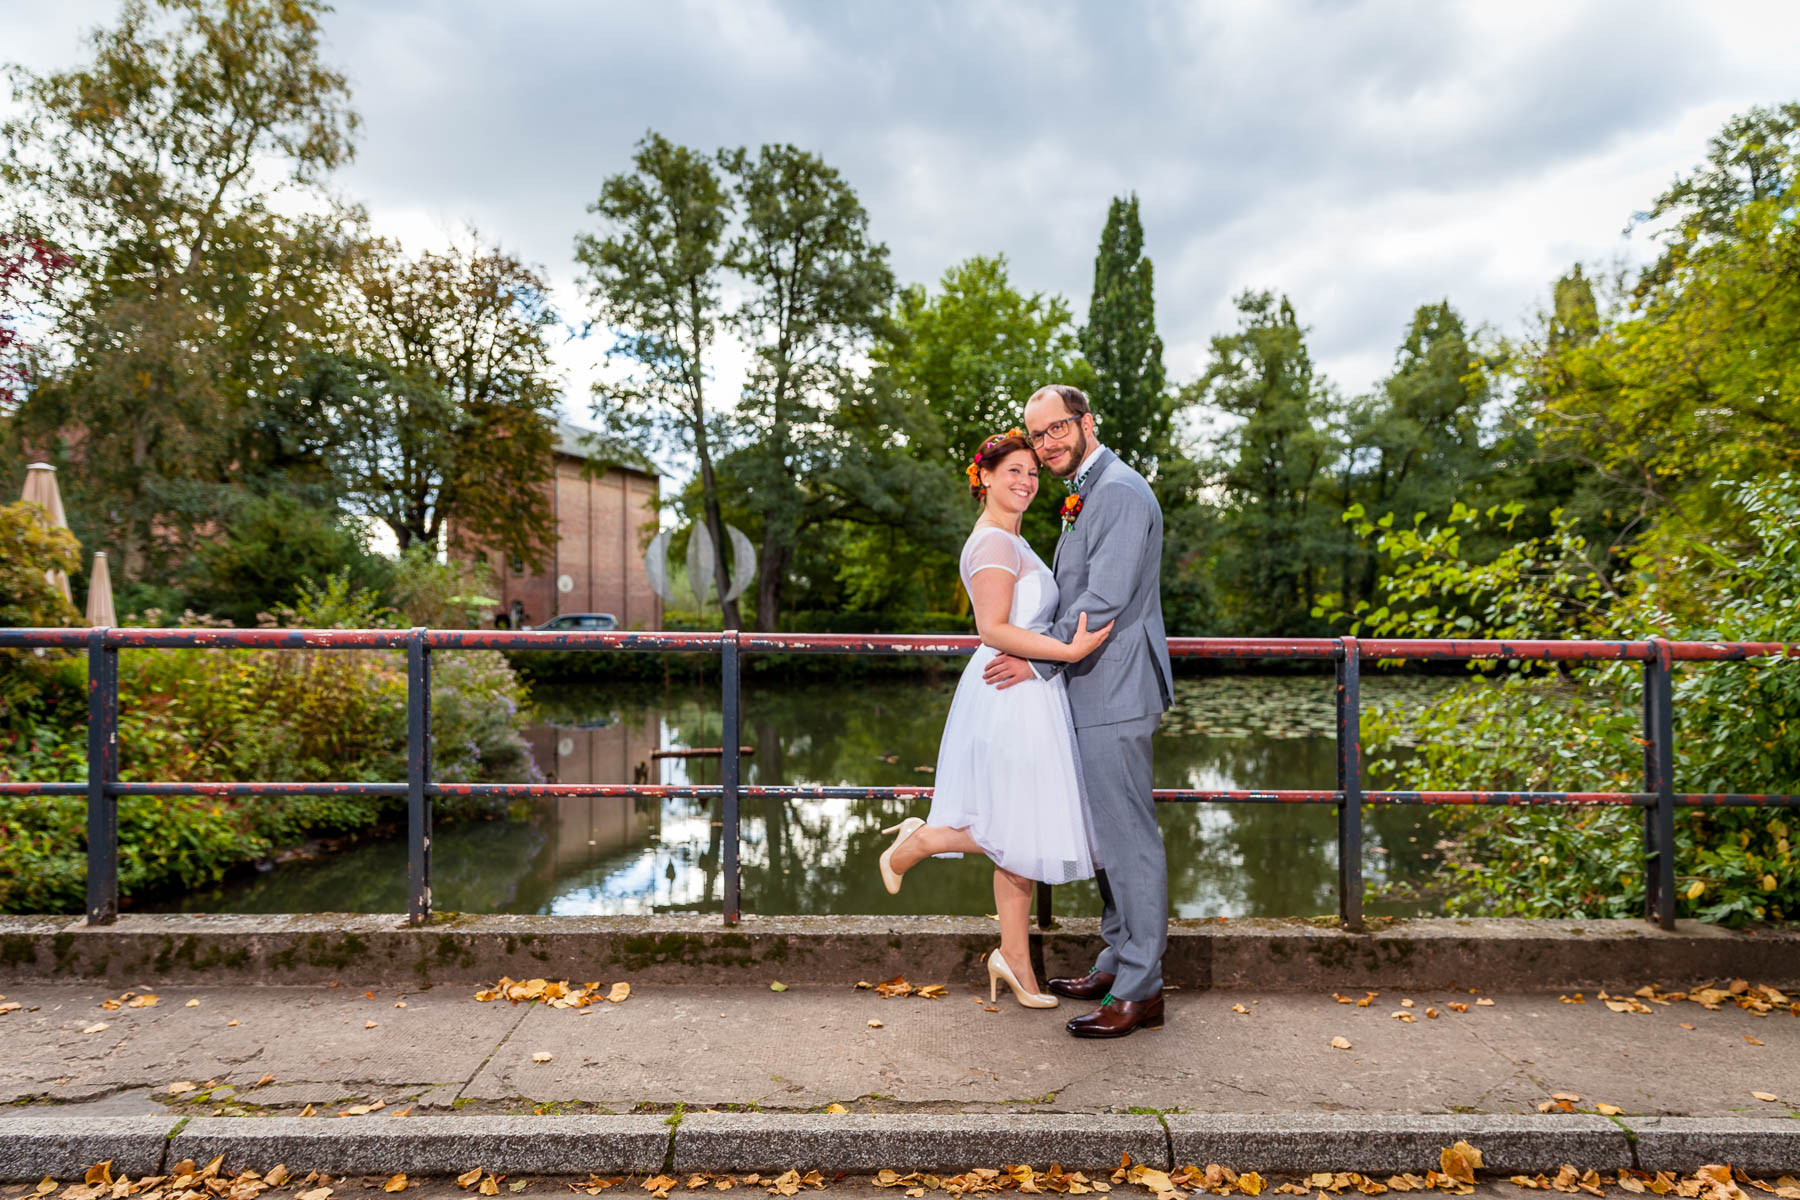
xmin=1 ymin=627 xmax=1796 ymax=932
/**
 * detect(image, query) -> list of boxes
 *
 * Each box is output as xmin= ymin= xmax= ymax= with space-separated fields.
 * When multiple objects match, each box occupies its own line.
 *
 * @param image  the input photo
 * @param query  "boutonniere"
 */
xmin=1060 ymin=494 xmax=1083 ymax=527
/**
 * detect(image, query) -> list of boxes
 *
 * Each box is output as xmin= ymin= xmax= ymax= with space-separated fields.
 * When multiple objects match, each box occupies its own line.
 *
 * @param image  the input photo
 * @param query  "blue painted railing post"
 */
xmin=721 ymin=631 xmax=742 ymax=926
xmin=407 ymin=627 xmax=433 ymax=926
xmin=85 ymin=627 xmax=119 ymax=925
xmin=1643 ymin=637 xmax=1676 ymax=930
xmin=1336 ymin=637 xmax=1365 ymax=931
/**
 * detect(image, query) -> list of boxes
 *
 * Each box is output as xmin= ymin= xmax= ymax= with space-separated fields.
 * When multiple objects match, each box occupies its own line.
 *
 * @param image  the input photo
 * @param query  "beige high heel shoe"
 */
xmin=878 ymin=817 xmax=925 ymax=895
xmin=988 ymin=947 xmax=1059 ymax=1009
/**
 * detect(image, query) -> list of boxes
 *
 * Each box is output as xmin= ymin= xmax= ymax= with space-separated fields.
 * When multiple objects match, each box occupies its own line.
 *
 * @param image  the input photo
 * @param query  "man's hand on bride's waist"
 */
xmin=982 ymin=651 xmax=1036 ymax=690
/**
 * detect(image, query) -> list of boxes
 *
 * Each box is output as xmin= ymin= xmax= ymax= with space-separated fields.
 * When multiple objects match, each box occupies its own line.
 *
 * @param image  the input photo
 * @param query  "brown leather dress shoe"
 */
xmin=1046 ymin=969 xmax=1115 ymax=1001
xmin=1065 ymin=993 xmax=1164 ymax=1038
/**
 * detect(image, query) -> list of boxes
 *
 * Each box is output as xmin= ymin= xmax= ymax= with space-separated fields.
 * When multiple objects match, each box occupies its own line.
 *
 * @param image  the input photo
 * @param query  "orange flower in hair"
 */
xmin=967 ymin=428 xmax=1027 ymax=499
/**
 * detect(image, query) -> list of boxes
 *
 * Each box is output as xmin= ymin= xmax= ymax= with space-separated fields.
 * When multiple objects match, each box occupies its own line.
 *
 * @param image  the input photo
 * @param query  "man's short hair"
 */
xmin=1028 ymin=384 xmax=1091 ymax=418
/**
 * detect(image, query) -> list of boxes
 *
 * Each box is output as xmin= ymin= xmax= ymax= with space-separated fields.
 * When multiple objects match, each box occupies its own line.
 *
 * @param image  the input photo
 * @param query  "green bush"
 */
xmin=0 ymin=577 xmax=539 ymax=912
xmin=1346 ymin=477 xmax=1800 ymax=924
xmin=179 ymin=492 xmax=393 ymax=626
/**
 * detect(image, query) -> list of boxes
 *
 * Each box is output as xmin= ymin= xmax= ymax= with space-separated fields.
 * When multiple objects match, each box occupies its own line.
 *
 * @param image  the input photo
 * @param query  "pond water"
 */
xmin=156 ymin=673 xmax=1453 ymax=920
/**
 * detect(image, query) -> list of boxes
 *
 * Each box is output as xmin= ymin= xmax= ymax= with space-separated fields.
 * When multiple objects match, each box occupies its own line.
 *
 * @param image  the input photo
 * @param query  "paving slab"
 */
xmin=0 ymin=1115 xmax=176 ymax=1181
xmin=1624 ymin=1117 xmax=1800 ymax=1174
xmin=672 ymin=1113 xmax=1164 ymax=1172
xmin=171 ymin=1116 xmax=668 ymax=1175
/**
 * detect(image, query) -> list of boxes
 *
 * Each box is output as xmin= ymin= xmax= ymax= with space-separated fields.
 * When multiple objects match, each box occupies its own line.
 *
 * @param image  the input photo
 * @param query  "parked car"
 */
xmin=533 ymin=613 xmax=618 ymax=632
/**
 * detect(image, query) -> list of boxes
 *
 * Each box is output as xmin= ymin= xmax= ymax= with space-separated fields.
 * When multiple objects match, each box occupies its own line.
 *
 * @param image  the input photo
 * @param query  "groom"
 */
xmin=983 ymin=384 xmax=1173 ymax=1038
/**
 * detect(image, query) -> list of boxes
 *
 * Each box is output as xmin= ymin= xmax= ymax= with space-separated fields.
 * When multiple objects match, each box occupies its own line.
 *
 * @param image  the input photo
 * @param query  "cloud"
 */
xmin=8 ymin=0 xmax=1800 ymax=420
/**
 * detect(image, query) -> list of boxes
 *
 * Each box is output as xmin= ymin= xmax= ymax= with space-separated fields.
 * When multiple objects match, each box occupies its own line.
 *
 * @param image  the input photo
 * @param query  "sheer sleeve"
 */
xmin=961 ymin=528 xmax=1022 ymax=578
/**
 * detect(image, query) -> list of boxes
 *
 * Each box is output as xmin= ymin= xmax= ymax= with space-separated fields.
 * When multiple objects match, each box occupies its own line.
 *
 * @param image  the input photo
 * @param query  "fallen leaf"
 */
xmin=395 ymin=1001 xmax=407 ymax=1008
xmin=1752 ymin=1092 xmax=1780 ymax=1102
xmin=916 ymin=984 xmax=948 ymax=999
xmin=867 ymin=1020 xmax=883 ymax=1028
xmin=82 ymin=1023 xmax=109 ymax=1035
xmin=1331 ymin=1037 xmax=1352 ymax=1050
xmin=1746 ymin=1036 xmax=1765 ymax=1045
xmin=391 ymin=1107 xmax=412 ymax=1118
xmin=339 ymin=1105 xmax=374 ymax=1116
xmin=1357 ymin=992 xmax=1377 ymax=1007
xmin=184 ymin=999 xmax=199 ymax=1008
xmin=299 ymin=1104 xmax=316 ymax=1117
xmin=1440 ymin=1142 xmax=1483 ymax=1185
xmin=1332 ymin=993 xmax=1355 ymax=1004
xmin=1475 ymin=998 xmax=1495 ymax=1006
xmin=126 ymin=995 xmax=159 ymax=1009
xmin=508 ymin=1182 xmax=526 ymax=1193
xmin=1554 ymin=1092 xmax=1581 ymax=1102
xmin=769 ymin=982 xmax=788 ymax=993
xmin=1596 ymin=1104 xmax=1623 ymax=1116
xmin=480 ymin=1176 xmax=500 ymax=1196
xmin=296 ymin=1189 xmax=332 ymax=1200
xmin=255 ymin=1072 xmax=275 ymax=1087
xmin=227 ymin=1019 xmax=240 ymax=1027
xmin=531 ymin=1052 xmax=552 ymax=1063
xmin=364 ymin=1020 xmax=379 ymax=1029
xmin=384 ymin=1176 xmax=408 ymax=1193
xmin=1425 ymin=1008 xmax=1439 ymax=1019
xmin=1680 ymin=1023 xmax=1696 ymax=1030
xmin=608 ymin=982 xmax=631 ymax=1004
xmin=823 ymin=1104 xmax=846 ymax=1114
xmin=84 ymin=1163 xmax=113 ymax=1187
xmin=458 ymin=1169 xmax=484 ymax=1189
xmin=34 ymin=1179 xmax=54 ymax=1196
xmin=1447 ymin=1002 xmax=1469 ymax=1013
xmin=1400 ymin=998 xmax=1415 ymax=1008
xmin=167 ymin=1081 xmax=197 ymax=1095
xmin=1391 ymin=1010 xmax=1416 ymax=1023
xmin=1232 ymin=1004 xmax=1250 ymax=1014
xmin=265 ymin=1166 xmax=290 ymax=1187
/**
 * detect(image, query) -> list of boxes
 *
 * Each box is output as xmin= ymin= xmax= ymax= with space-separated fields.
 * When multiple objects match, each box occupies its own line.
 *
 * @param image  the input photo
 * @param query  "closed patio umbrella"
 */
xmin=86 ymin=551 xmax=116 ymax=627
xmin=20 ymin=462 xmax=72 ymax=603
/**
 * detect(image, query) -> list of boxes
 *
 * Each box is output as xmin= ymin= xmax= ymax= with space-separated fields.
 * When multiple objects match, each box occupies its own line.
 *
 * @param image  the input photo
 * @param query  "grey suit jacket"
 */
xmin=1034 ymin=447 xmax=1174 ymax=727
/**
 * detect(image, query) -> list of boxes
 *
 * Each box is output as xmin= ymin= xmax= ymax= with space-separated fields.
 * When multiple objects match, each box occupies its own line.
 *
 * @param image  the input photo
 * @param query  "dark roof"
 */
xmin=554 ymin=420 xmax=659 ymax=477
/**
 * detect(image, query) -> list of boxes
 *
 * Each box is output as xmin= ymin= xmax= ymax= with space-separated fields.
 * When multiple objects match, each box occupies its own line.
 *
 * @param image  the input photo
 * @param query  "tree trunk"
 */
xmin=756 ymin=535 xmax=789 ymax=633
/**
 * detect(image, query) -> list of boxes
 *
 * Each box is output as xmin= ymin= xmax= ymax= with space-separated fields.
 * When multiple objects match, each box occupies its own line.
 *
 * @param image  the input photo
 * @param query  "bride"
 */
xmin=876 ymin=428 xmax=1109 ymax=1008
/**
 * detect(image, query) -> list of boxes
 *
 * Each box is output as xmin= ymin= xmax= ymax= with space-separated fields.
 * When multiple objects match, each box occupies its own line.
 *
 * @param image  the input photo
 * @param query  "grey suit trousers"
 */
xmin=1076 ymin=711 xmax=1165 ymax=1001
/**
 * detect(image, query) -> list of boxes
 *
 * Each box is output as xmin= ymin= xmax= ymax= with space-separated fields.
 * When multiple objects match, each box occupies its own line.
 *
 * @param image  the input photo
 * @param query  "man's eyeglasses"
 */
xmin=1028 ymin=417 xmax=1081 ymax=447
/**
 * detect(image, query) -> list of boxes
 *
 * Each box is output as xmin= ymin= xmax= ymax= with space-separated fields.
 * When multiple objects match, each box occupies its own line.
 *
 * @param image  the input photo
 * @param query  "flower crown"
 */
xmin=966 ymin=428 xmax=1027 ymax=498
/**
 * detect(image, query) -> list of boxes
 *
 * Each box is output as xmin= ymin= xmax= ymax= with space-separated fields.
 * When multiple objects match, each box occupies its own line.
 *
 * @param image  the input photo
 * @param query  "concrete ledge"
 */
xmin=1624 ymin=1117 xmax=1800 ymax=1173
xmin=1165 ymin=1115 xmax=1629 ymax=1174
xmin=1 ymin=914 xmax=1796 ymax=990
xmin=672 ymin=1113 xmax=1166 ymax=1173
xmin=0 ymin=1115 xmax=178 ymax=1182
xmin=170 ymin=1116 xmax=669 ymax=1175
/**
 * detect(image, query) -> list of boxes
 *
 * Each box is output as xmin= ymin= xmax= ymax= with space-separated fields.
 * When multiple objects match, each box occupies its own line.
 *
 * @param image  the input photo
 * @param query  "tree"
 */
xmin=180 ymin=490 xmax=392 ymax=626
xmin=1192 ymin=291 xmax=1341 ymax=634
xmin=1 ymin=0 xmax=358 ymax=578
xmin=0 ymin=234 xmax=71 ymax=419
xmin=721 ymin=143 xmax=897 ymax=631
xmin=328 ymin=235 xmax=560 ymax=564
xmin=1080 ymin=194 xmax=1170 ymax=475
xmin=575 ymin=132 xmax=739 ymax=626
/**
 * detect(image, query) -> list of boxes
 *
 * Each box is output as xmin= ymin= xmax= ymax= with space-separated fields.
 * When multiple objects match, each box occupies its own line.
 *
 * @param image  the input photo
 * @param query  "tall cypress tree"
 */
xmin=1080 ymin=194 xmax=1169 ymax=474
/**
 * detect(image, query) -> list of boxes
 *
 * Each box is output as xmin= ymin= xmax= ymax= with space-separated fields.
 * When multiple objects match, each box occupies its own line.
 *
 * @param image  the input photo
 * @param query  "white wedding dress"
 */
xmin=925 ymin=525 xmax=1096 ymax=884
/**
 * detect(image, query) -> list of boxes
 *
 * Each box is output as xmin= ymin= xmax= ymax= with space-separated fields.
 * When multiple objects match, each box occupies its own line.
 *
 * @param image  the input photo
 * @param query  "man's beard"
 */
xmin=1049 ymin=427 xmax=1089 ymax=479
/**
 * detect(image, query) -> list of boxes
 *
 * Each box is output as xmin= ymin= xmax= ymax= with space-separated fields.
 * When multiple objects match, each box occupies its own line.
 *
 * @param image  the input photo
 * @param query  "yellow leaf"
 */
xmin=608 ymin=982 xmax=631 ymax=1004
xmin=1752 ymin=1091 xmax=1780 ymax=1102
xmin=297 ymin=1189 xmax=333 ymax=1200
xmin=1399 ymin=999 xmax=1414 ymax=1008
xmin=339 ymin=1105 xmax=373 ymax=1116
xmin=458 ymin=1169 xmax=485 ymax=1188
xmin=769 ymin=981 xmax=788 ymax=993
xmin=364 ymin=1020 xmax=379 ymax=1029
xmin=34 ymin=1180 xmax=56 ymax=1197
xmin=1475 ymin=998 xmax=1495 ymax=1006
xmin=126 ymin=995 xmax=159 ymax=1009
xmin=823 ymin=1103 xmax=847 ymax=1114
xmin=916 ymin=984 xmax=947 ymax=999
xmin=1240 ymin=1174 xmax=1265 ymax=1196
xmin=1330 ymin=1037 xmax=1352 ymax=1050
xmin=1596 ymin=1104 xmax=1623 ymax=1116
xmin=1746 ymin=1036 xmax=1765 ymax=1045
xmin=82 ymin=1023 xmax=109 ymax=1035
xmin=1553 ymin=1092 xmax=1581 ymax=1102
xmin=266 ymin=1167 xmax=291 ymax=1187
xmin=531 ymin=1052 xmax=552 ymax=1063
xmin=1232 ymin=1004 xmax=1249 ymax=1014
xmin=184 ymin=999 xmax=199 ymax=1008
xmin=480 ymin=1176 xmax=500 ymax=1196
xmin=300 ymin=1104 xmax=316 ymax=1118
xmin=227 ymin=1019 xmax=240 ymax=1027
xmin=167 ymin=1082 xmax=197 ymax=1095
xmin=385 ymin=1176 xmax=408 ymax=1193
xmin=867 ymin=1019 xmax=883 ymax=1028
xmin=1686 ymin=880 xmax=1706 ymax=900
xmin=84 ymin=1163 xmax=113 ymax=1186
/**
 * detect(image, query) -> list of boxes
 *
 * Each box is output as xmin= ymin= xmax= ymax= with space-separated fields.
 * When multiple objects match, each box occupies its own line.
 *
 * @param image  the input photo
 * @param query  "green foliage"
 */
xmin=0 ymin=500 xmax=80 ymax=628
xmin=1353 ymin=475 xmax=1800 ymax=925
xmin=179 ymin=491 xmax=392 ymax=626
xmin=386 ymin=544 xmax=498 ymax=629
xmin=1080 ymin=194 xmax=1171 ymax=476
xmin=0 ymin=580 xmax=538 ymax=913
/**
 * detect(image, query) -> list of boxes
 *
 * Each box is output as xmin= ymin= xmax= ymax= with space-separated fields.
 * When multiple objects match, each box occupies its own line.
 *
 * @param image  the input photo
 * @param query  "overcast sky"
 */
xmin=10 ymin=0 xmax=1800 ymax=432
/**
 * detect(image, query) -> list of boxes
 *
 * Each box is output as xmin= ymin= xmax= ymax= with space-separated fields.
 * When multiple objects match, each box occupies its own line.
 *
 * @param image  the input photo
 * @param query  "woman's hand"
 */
xmin=1064 ymin=612 xmax=1114 ymax=661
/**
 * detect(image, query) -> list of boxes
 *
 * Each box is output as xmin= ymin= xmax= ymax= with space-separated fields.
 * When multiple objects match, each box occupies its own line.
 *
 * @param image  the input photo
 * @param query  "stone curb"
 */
xmin=672 ymin=1114 xmax=1165 ymax=1173
xmin=4 ymin=913 xmax=1797 ymax=991
xmin=1165 ymin=1114 xmax=1631 ymax=1174
xmin=170 ymin=1117 xmax=669 ymax=1177
xmin=0 ymin=1116 xmax=178 ymax=1181
xmin=1624 ymin=1117 xmax=1800 ymax=1174
xmin=6 ymin=1114 xmax=1800 ymax=1181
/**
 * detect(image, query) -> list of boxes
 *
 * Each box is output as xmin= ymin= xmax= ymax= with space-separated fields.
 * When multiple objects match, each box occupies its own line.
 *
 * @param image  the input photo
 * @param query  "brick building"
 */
xmin=469 ymin=421 xmax=663 ymax=630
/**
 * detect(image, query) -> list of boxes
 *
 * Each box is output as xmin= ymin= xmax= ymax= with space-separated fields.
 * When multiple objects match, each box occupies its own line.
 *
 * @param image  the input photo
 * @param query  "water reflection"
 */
xmin=162 ymin=675 xmax=1445 ymax=918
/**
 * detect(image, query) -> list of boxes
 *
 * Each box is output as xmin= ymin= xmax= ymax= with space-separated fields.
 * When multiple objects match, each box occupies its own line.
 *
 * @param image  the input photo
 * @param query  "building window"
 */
xmin=511 ymin=554 xmax=524 ymax=574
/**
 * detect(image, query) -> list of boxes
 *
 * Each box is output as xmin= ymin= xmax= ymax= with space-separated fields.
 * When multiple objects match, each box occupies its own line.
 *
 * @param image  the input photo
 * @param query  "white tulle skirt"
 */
xmin=925 ymin=645 xmax=1097 ymax=885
